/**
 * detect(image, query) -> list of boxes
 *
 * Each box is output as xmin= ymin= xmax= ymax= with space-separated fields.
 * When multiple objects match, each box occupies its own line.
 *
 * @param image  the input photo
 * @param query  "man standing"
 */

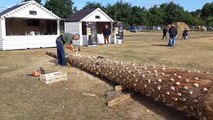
xmin=103 ymin=25 xmax=111 ymax=46
xmin=56 ymin=33 xmax=80 ymax=66
xmin=168 ymin=24 xmax=177 ymax=47
xmin=162 ymin=27 xmax=168 ymax=40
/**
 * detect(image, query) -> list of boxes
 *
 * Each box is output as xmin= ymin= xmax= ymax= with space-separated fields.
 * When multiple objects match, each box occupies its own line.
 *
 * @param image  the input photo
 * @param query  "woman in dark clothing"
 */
xmin=162 ymin=27 xmax=168 ymax=40
xmin=182 ymin=28 xmax=189 ymax=40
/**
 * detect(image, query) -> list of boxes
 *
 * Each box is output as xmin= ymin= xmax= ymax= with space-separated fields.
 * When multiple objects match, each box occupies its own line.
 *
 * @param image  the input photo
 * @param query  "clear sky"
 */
xmin=0 ymin=0 xmax=212 ymax=12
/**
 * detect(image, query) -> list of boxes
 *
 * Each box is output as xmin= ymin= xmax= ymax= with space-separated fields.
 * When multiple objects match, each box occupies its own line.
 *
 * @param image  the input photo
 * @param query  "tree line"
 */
xmin=23 ymin=0 xmax=213 ymax=27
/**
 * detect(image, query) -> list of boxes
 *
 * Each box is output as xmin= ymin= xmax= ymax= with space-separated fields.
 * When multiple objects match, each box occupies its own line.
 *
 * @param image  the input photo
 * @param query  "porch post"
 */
xmin=79 ymin=22 xmax=82 ymax=46
xmin=57 ymin=20 xmax=60 ymax=35
xmin=2 ymin=19 xmax=6 ymax=50
xmin=2 ymin=19 xmax=6 ymax=38
xmin=111 ymin=22 xmax=113 ymax=44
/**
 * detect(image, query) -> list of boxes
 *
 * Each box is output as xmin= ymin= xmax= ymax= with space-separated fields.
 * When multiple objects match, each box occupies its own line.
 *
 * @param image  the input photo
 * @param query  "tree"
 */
xmin=201 ymin=2 xmax=213 ymax=18
xmin=206 ymin=17 xmax=213 ymax=26
xmin=190 ymin=9 xmax=201 ymax=17
xmin=44 ymin=0 xmax=73 ymax=18
xmin=163 ymin=2 xmax=185 ymax=25
xmin=82 ymin=2 xmax=104 ymax=10
xmin=200 ymin=2 xmax=213 ymax=26
xmin=105 ymin=4 xmax=117 ymax=21
xmin=129 ymin=6 xmax=149 ymax=26
xmin=148 ymin=5 xmax=164 ymax=26
xmin=41 ymin=0 xmax=213 ymax=27
xmin=105 ymin=1 xmax=132 ymax=28
xmin=22 ymin=0 xmax=41 ymax=4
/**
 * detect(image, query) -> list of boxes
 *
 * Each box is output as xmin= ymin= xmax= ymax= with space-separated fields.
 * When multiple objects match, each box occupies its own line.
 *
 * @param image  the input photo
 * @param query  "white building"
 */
xmin=65 ymin=8 xmax=121 ymax=46
xmin=0 ymin=0 xmax=60 ymax=50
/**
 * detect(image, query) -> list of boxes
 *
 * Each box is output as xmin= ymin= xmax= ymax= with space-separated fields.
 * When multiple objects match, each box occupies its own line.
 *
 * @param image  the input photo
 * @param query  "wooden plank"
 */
xmin=108 ymin=93 xmax=132 ymax=107
xmin=105 ymin=90 xmax=123 ymax=98
xmin=115 ymin=85 xmax=126 ymax=91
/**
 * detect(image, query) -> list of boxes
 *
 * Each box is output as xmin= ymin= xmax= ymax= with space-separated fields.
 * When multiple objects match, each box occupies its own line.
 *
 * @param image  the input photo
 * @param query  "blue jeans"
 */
xmin=169 ymin=36 xmax=176 ymax=47
xmin=56 ymin=40 xmax=66 ymax=66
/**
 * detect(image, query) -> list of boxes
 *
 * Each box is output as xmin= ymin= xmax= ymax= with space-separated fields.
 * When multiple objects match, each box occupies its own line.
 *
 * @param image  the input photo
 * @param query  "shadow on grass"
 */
xmin=131 ymin=93 xmax=196 ymax=120
xmin=49 ymin=59 xmax=58 ymax=65
xmin=151 ymin=44 xmax=169 ymax=47
xmin=74 ymin=66 xmax=118 ymax=87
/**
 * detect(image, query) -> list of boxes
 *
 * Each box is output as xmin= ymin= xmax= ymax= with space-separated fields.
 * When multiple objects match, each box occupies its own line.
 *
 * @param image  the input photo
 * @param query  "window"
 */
xmin=29 ymin=11 xmax=37 ymax=15
xmin=95 ymin=15 xmax=100 ymax=19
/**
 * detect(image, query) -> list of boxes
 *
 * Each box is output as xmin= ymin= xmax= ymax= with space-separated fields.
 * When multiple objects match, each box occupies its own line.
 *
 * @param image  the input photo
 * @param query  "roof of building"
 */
xmin=65 ymin=8 xmax=96 ymax=22
xmin=0 ymin=3 xmax=27 ymax=16
xmin=0 ymin=1 xmax=60 ymax=19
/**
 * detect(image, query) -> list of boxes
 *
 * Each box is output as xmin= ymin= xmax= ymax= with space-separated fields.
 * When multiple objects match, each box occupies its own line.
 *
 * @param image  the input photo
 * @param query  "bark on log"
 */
xmin=46 ymin=52 xmax=213 ymax=120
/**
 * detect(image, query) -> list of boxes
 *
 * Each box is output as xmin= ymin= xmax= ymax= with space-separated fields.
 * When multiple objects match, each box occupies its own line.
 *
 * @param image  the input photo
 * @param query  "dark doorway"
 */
xmin=46 ymin=20 xmax=57 ymax=35
xmin=88 ymin=22 xmax=97 ymax=45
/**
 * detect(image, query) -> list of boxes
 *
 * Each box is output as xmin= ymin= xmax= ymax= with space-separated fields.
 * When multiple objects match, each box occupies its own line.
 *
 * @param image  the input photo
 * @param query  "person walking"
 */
xmin=56 ymin=33 xmax=80 ymax=66
xmin=168 ymin=24 xmax=177 ymax=47
xmin=162 ymin=27 xmax=168 ymax=40
xmin=103 ymin=25 xmax=111 ymax=46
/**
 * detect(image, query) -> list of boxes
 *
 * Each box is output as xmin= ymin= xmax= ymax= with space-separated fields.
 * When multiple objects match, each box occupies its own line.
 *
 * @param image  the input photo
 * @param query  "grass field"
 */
xmin=0 ymin=31 xmax=213 ymax=120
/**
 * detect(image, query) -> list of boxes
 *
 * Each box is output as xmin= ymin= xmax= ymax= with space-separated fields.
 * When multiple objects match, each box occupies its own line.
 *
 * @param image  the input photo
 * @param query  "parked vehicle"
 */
xmin=129 ymin=26 xmax=139 ymax=32
xmin=207 ymin=27 xmax=213 ymax=31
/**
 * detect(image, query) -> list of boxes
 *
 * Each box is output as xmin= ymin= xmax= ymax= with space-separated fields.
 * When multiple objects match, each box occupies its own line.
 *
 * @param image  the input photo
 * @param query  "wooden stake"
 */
xmin=67 ymin=62 xmax=71 ymax=68
xmin=108 ymin=93 xmax=132 ymax=107
xmin=115 ymin=85 xmax=127 ymax=91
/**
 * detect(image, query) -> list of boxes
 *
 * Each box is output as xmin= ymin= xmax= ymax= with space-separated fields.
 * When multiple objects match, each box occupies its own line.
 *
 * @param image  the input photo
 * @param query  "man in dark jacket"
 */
xmin=168 ymin=24 xmax=177 ymax=47
xmin=103 ymin=25 xmax=111 ymax=46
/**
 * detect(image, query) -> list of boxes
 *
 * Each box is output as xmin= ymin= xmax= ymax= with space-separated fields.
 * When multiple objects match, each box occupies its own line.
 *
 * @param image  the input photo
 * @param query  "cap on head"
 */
xmin=73 ymin=34 xmax=80 ymax=40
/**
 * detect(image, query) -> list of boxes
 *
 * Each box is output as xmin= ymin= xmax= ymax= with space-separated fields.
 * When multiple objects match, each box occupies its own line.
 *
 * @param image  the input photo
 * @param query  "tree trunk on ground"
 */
xmin=46 ymin=52 xmax=213 ymax=120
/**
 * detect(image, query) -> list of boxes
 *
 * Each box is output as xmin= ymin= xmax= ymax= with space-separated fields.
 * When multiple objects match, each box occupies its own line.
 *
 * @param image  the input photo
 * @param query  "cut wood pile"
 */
xmin=47 ymin=52 xmax=213 ymax=120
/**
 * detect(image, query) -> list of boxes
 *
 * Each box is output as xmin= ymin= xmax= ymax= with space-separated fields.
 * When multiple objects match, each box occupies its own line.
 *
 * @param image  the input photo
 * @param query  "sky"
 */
xmin=0 ymin=0 xmax=212 ymax=12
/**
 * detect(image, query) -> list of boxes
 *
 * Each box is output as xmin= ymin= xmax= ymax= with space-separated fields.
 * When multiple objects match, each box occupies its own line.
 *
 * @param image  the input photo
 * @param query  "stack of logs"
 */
xmin=47 ymin=52 xmax=213 ymax=120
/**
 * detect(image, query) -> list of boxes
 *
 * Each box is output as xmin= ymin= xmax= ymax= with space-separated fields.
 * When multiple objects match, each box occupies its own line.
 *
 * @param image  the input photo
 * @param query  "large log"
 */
xmin=46 ymin=52 xmax=213 ymax=120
